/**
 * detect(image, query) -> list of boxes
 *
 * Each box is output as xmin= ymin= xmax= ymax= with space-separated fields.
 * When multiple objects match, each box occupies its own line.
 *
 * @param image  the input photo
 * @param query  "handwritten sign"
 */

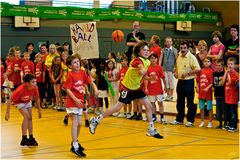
xmin=70 ymin=22 xmax=99 ymax=59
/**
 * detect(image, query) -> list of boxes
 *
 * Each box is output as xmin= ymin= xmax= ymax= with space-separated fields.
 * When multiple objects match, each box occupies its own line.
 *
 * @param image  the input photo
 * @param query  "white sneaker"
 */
xmin=207 ymin=122 xmax=212 ymax=128
xmin=112 ymin=112 xmax=120 ymax=117
xmin=117 ymin=112 xmax=126 ymax=118
xmin=185 ymin=121 xmax=194 ymax=127
xmin=89 ymin=117 xmax=98 ymax=134
xmin=170 ymin=120 xmax=183 ymax=125
xmin=142 ymin=116 xmax=147 ymax=121
xmin=146 ymin=129 xmax=163 ymax=139
xmin=126 ymin=113 xmax=132 ymax=119
xmin=199 ymin=121 xmax=204 ymax=127
xmin=160 ymin=118 xmax=167 ymax=124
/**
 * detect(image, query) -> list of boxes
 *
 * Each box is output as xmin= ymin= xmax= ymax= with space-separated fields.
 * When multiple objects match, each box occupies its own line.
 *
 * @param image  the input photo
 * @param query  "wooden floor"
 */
xmin=1 ymin=103 xmax=239 ymax=159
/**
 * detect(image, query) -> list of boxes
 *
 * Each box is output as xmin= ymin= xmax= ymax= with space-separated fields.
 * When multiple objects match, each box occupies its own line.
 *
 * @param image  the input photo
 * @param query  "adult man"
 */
xmin=171 ymin=41 xmax=201 ymax=127
xmin=225 ymin=24 xmax=239 ymax=68
xmin=125 ymin=21 xmax=145 ymax=62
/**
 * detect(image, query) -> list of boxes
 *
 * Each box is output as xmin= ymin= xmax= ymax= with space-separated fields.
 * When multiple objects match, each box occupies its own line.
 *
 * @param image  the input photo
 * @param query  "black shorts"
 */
xmin=118 ymin=89 xmax=146 ymax=104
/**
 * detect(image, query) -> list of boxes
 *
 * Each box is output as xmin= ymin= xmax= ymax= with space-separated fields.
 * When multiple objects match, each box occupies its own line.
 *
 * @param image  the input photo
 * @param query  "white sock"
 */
xmin=73 ymin=141 xmax=79 ymax=149
xmin=149 ymin=122 xmax=154 ymax=131
xmin=96 ymin=114 xmax=103 ymax=123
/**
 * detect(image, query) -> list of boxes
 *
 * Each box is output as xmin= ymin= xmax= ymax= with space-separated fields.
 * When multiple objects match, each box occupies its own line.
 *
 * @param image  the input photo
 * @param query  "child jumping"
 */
xmin=89 ymin=41 xmax=163 ymax=139
xmin=5 ymin=74 xmax=42 ymax=146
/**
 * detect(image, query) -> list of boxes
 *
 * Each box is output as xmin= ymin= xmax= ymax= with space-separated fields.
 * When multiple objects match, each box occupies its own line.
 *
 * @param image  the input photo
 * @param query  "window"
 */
xmin=0 ymin=0 xmax=19 ymax=5
xmin=52 ymin=0 xmax=93 ymax=8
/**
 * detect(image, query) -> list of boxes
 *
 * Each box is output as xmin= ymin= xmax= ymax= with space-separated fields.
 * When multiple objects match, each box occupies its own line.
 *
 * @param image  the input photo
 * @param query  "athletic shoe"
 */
xmin=126 ymin=113 xmax=132 ymax=119
xmin=199 ymin=121 xmax=204 ymax=127
xmin=146 ymin=129 xmax=163 ymax=139
xmin=215 ymin=125 xmax=222 ymax=129
xmin=207 ymin=122 xmax=212 ymax=128
xmin=142 ymin=116 xmax=147 ymax=121
xmin=20 ymin=138 xmax=30 ymax=146
xmin=228 ymin=127 xmax=237 ymax=133
xmin=89 ymin=117 xmax=98 ymax=134
xmin=85 ymin=120 xmax=90 ymax=127
xmin=29 ymin=138 xmax=38 ymax=146
xmin=129 ymin=114 xmax=138 ymax=120
xmin=63 ymin=115 xmax=69 ymax=125
xmin=170 ymin=120 xmax=183 ymax=125
xmin=185 ymin=121 xmax=194 ymax=127
xmin=136 ymin=114 xmax=143 ymax=120
xmin=152 ymin=117 xmax=157 ymax=122
xmin=71 ymin=142 xmax=85 ymax=151
xmin=117 ymin=112 xmax=126 ymax=118
xmin=112 ymin=112 xmax=120 ymax=117
xmin=71 ymin=146 xmax=86 ymax=157
xmin=222 ymin=125 xmax=230 ymax=130
xmin=160 ymin=118 xmax=167 ymax=124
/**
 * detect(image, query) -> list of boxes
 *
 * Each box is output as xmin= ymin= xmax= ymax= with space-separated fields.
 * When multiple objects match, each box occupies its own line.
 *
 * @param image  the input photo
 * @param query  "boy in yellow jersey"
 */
xmin=89 ymin=41 xmax=163 ymax=139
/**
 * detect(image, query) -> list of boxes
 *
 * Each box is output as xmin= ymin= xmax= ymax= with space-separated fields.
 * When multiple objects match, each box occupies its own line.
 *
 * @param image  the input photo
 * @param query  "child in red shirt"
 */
xmin=116 ymin=57 xmax=131 ymax=118
xmin=220 ymin=57 xmax=239 ymax=132
xmin=12 ymin=46 xmax=24 ymax=88
xmin=5 ymin=74 xmax=42 ymax=146
xmin=145 ymin=53 xmax=167 ymax=123
xmin=21 ymin=52 xmax=35 ymax=83
xmin=196 ymin=57 xmax=214 ymax=128
xmin=63 ymin=54 xmax=98 ymax=157
xmin=35 ymin=53 xmax=47 ymax=109
xmin=149 ymin=35 xmax=162 ymax=65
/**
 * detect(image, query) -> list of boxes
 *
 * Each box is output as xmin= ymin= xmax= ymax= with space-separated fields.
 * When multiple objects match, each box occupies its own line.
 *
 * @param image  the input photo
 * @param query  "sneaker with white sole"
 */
xmin=207 ymin=122 xmax=212 ymax=128
xmin=160 ymin=118 xmax=167 ymax=124
xmin=185 ymin=121 xmax=194 ymax=127
xmin=89 ymin=117 xmax=98 ymax=134
xmin=117 ymin=112 xmax=126 ymax=118
xmin=146 ymin=129 xmax=163 ymax=139
xmin=112 ymin=112 xmax=120 ymax=117
xmin=228 ymin=127 xmax=237 ymax=133
xmin=126 ymin=113 xmax=132 ymax=119
xmin=170 ymin=120 xmax=183 ymax=125
xmin=199 ymin=121 xmax=204 ymax=127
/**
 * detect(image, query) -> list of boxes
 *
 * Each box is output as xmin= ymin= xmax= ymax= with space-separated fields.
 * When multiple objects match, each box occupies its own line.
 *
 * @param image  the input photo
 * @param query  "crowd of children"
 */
xmin=2 ymin=25 xmax=239 ymax=157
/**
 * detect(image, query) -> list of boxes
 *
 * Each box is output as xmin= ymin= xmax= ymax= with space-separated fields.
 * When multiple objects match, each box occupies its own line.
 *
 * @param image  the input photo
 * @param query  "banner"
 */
xmin=1 ymin=2 xmax=220 ymax=23
xmin=70 ymin=22 xmax=99 ymax=59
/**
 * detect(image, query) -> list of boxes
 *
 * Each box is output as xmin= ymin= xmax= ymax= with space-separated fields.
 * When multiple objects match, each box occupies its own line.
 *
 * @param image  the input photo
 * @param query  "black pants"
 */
xmin=225 ymin=103 xmax=238 ymax=129
xmin=176 ymin=79 xmax=196 ymax=123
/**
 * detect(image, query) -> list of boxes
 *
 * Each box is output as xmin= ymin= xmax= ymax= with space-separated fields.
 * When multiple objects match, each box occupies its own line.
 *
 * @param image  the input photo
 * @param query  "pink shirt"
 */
xmin=209 ymin=44 xmax=225 ymax=71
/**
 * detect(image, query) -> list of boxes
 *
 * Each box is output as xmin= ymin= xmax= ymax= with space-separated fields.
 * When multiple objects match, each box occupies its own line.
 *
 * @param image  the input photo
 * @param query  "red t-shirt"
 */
xmin=1 ymin=64 xmax=5 ymax=86
xmin=21 ymin=61 xmax=35 ymax=76
xmin=13 ymin=58 xmax=24 ymax=85
xmin=35 ymin=62 xmax=45 ymax=83
xmin=6 ymin=61 xmax=14 ymax=83
xmin=118 ymin=67 xmax=128 ymax=90
xmin=63 ymin=70 xmax=92 ymax=108
xmin=147 ymin=65 xmax=165 ymax=95
xmin=11 ymin=84 xmax=39 ymax=104
xmin=197 ymin=68 xmax=214 ymax=100
xmin=225 ymin=70 xmax=239 ymax=104
xmin=150 ymin=45 xmax=162 ymax=64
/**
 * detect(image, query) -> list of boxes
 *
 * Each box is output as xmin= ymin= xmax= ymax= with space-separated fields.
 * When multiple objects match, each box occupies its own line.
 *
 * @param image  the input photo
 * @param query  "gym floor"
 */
xmin=1 ymin=103 xmax=239 ymax=159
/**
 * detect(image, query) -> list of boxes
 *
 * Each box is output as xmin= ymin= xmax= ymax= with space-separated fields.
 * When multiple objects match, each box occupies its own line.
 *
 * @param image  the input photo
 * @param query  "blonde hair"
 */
xmin=151 ymin=35 xmax=160 ymax=45
xmin=49 ymin=44 xmax=57 ymax=52
xmin=198 ymin=40 xmax=208 ymax=50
